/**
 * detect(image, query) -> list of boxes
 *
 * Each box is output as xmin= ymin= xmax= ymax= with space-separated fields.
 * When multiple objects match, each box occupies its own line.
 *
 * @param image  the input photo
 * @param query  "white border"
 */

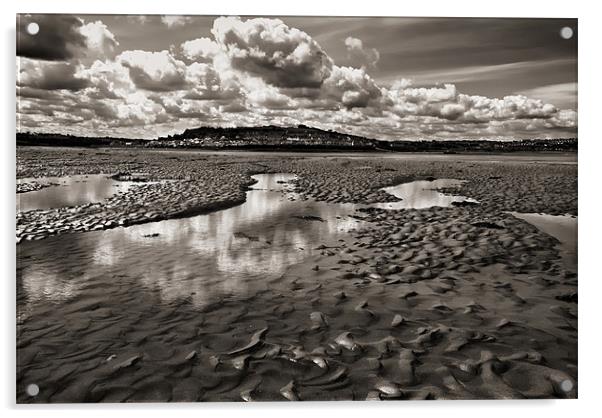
xmin=3 ymin=0 xmax=583 ymax=17
xmin=2 ymin=1 xmax=600 ymax=417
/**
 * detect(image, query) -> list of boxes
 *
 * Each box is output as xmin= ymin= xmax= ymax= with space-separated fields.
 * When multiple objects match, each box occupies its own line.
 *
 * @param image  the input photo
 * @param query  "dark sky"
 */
xmin=16 ymin=14 xmax=577 ymax=140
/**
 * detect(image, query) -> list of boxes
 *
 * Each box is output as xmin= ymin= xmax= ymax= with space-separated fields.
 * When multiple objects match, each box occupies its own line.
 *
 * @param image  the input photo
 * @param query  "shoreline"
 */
xmin=17 ymin=144 xmax=578 ymax=156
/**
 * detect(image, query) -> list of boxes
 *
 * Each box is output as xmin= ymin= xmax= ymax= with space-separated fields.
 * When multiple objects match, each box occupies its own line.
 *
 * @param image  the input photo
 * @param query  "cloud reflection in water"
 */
xmin=17 ymin=174 xmax=363 ymax=313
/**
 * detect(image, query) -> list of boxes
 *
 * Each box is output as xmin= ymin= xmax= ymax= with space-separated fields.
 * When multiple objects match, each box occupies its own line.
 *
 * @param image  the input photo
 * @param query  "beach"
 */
xmin=16 ymin=147 xmax=577 ymax=402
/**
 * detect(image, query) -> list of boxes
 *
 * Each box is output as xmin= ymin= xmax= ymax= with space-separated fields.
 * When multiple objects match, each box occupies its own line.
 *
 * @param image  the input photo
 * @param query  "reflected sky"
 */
xmin=376 ymin=179 xmax=479 ymax=209
xmin=509 ymin=212 xmax=577 ymax=269
xmin=17 ymin=174 xmax=142 ymax=212
xmin=17 ymin=174 xmax=363 ymax=317
xmin=16 ymin=174 xmax=483 ymax=320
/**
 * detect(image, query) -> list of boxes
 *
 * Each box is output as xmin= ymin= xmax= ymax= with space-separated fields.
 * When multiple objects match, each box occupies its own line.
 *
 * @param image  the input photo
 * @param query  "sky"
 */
xmin=16 ymin=14 xmax=578 ymax=140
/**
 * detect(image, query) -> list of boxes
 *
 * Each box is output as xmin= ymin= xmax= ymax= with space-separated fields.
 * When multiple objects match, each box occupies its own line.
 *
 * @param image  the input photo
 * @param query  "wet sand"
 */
xmin=16 ymin=147 xmax=577 ymax=402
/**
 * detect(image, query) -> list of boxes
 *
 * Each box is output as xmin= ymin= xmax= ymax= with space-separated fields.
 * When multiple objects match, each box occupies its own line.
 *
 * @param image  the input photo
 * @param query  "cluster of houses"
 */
xmin=147 ymin=125 xmax=379 ymax=149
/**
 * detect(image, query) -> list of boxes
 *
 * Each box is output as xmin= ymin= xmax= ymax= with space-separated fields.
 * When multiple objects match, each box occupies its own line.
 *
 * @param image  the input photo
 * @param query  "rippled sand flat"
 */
xmin=16 ymin=147 xmax=577 ymax=402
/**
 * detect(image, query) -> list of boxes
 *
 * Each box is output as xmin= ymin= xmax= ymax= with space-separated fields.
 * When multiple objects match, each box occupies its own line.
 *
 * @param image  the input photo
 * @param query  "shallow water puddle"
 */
xmin=17 ymin=174 xmax=480 ymax=318
xmin=509 ymin=212 xmax=577 ymax=269
xmin=17 ymin=174 xmax=143 ymax=212
xmin=376 ymin=179 xmax=478 ymax=209
xmin=17 ymin=174 xmax=362 ymax=316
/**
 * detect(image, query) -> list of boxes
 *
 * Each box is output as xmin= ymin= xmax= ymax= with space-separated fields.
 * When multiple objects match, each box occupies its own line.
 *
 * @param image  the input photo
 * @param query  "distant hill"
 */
xmin=17 ymin=126 xmax=577 ymax=152
xmin=154 ymin=124 xmax=577 ymax=152
xmin=154 ymin=124 xmax=381 ymax=151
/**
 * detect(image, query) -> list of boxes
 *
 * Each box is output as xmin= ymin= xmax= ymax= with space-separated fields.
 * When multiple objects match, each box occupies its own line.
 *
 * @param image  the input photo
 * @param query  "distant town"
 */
xmin=17 ymin=125 xmax=577 ymax=153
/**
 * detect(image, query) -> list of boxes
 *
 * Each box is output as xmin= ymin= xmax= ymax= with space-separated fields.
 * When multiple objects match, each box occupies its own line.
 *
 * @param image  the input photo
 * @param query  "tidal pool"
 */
xmin=17 ymin=174 xmax=143 ymax=212
xmin=17 ymin=174 xmax=362 ymax=318
xmin=510 ymin=212 xmax=577 ymax=269
xmin=376 ymin=179 xmax=478 ymax=209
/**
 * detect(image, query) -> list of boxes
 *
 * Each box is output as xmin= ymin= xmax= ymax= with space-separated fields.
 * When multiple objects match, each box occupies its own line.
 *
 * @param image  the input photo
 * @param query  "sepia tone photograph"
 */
xmin=16 ymin=13 xmax=577 ymax=403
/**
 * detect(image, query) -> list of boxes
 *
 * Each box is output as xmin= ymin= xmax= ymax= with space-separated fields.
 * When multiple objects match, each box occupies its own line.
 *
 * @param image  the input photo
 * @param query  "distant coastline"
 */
xmin=16 ymin=125 xmax=577 ymax=153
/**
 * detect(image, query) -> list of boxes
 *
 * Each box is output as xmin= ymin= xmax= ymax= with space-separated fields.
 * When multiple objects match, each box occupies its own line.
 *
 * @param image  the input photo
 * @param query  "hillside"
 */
xmin=16 ymin=126 xmax=577 ymax=152
xmin=154 ymin=125 xmax=381 ymax=150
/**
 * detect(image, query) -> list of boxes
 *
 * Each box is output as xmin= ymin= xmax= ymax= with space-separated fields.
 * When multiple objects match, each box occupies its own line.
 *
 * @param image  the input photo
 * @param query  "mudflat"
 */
xmin=16 ymin=147 xmax=577 ymax=402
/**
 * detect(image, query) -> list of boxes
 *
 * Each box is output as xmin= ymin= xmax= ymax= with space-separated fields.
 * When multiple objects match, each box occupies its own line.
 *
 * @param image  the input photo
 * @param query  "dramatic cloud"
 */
xmin=457 ymin=94 xmax=558 ymax=122
xmin=118 ymin=50 xmax=189 ymax=92
xmin=322 ymin=65 xmax=383 ymax=109
xmin=345 ymin=36 xmax=380 ymax=70
xmin=17 ymin=15 xmax=87 ymax=61
xmin=77 ymin=59 xmax=135 ymax=99
xmin=384 ymin=82 xmax=564 ymax=125
xmin=79 ymin=21 xmax=119 ymax=60
xmin=211 ymin=17 xmax=333 ymax=88
xmin=181 ymin=37 xmax=220 ymax=62
xmin=183 ymin=62 xmax=242 ymax=101
xmin=18 ymin=58 xmax=89 ymax=91
xmin=245 ymin=78 xmax=297 ymax=110
xmin=16 ymin=15 xmax=578 ymax=140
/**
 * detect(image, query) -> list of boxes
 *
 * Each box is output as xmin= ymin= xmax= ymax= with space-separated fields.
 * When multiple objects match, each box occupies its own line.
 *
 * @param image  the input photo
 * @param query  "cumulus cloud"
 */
xmin=181 ymin=37 xmax=221 ymax=62
xmin=118 ymin=50 xmax=189 ymax=92
xmin=402 ymin=84 xmax=458 ymax=104
xmin=79 ymin=21 xmax=119 ymax=59
xmin=385 ymin=83 xmax=563 ymax=125
xmin=161 ymin=16 xmax=192 ymax=28
xmin=552 ymin=109 xmax=577 ymax=127
xmin=457 ymin=94 xmax=558 ymax=122
xmin=183 ymin=62 xmax=242 ymax=101
xmin=211 ymin=16 xmax=333 ymax=88
xmin=322 ymin=65 xmax=383 ymax=109
xmin=344 ymin=36 xmax=380 ymax=70
xmin=77 ymin=59 xmax=135 ymax=99
xmin=246 ymin=79 xmax=297 ymax=110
